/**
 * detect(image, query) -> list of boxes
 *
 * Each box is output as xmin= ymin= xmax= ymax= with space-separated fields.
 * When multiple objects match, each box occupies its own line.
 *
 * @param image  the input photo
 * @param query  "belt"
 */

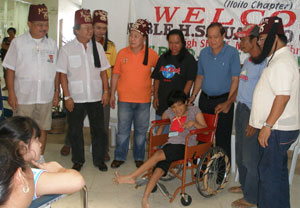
xmin=201 ymin=91 xmax=229 ymax=100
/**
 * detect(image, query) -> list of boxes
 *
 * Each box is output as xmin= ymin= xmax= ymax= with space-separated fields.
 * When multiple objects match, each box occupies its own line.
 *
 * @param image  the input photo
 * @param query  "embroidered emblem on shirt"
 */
xmin=240 ymin=70 xmax=248 ymax=81
xmin=48 ymin=54 xmax=54 ymax=63
xmin=160 ymin=64 xmax=181 ymax=79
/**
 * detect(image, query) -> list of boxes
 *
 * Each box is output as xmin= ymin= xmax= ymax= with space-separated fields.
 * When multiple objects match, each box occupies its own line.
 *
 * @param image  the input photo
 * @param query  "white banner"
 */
xmin=129 ymin=0 xmax=300 ymax=63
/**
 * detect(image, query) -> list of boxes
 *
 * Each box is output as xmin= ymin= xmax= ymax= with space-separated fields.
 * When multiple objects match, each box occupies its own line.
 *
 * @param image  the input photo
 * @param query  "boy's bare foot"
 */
xmin=113 ymin=171 xmax=136 ymax=184
xmin=142 ymin=198 xmax=150 ymax=208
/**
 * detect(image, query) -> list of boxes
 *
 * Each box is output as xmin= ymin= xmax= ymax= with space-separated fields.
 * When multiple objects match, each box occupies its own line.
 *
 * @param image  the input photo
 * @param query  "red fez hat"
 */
xmin=234 ymin=24 xmax=259 ymax=38
xmin=259 ymin=16 xmax=284 ymax=35
xmin=28 ymin=4 xmax=48 ymax=22
xmin=93 ymin=10 xmax=108 ymax=25
xmin=74 ymin=9 xmax=92 ymax=25
xmin=131 ymin=19 xmax=150 ymax=36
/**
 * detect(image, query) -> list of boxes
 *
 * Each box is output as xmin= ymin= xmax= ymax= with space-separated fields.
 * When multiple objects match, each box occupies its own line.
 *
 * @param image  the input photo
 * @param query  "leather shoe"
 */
xmin=60 ymin=145 xmax=71 ymax=156
xmin=104 ymin=152 xmax=110 ymax=162
xmin=72 ymin=163 xmax=83 ymax=171
xmin=98 ymin=162 xmax=108 ymax=172
xmin=135 ymin=160 xmax=144 ymax=168
xmin=111 ymin=160 xmax=124 ymax=168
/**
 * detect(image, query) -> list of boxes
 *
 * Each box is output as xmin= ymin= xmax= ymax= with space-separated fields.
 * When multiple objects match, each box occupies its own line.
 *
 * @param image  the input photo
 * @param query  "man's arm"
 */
xmin=100 ymin=70 xmax=109 ymax=106
xmin=215 ymin=76 xmax=239 ymax=114
xmin=188 ymin=75 xmax=203 ymax=104
xmin=52 ymin=72 xmax=60 ymax=107
xmin=60 ymin=73 xmax=74 ymax=112
xmin=258 ymin=95 xmax=290 ymax=148
xmin=110 ymin=73 xmax=120 ymax=109
xmin=6 ymin=69 xmax=18 ymax=111
xmin=183 ymin=80 xmax=194 ymax=95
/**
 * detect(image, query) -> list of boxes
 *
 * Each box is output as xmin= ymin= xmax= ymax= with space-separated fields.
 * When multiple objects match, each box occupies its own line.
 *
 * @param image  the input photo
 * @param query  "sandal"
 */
xmin=228 ymin=186 xmax=243 ymax=193
xmin=232 ymin=198 xmax=256 ymax=208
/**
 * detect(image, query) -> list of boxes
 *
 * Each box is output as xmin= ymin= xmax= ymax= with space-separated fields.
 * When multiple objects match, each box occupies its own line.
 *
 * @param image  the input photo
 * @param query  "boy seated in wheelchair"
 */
xmin=114 ymin=90 xmax=207 ymax=208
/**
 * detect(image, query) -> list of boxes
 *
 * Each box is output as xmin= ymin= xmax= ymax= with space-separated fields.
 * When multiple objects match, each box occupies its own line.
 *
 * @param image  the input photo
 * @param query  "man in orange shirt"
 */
xmin=110 ymin=19 xmax=158 ymax=168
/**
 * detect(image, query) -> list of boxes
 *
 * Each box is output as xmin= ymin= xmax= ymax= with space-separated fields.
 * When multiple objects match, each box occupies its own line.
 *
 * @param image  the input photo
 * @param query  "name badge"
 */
xmin=168 ymin=131 xmax=179 ymax=137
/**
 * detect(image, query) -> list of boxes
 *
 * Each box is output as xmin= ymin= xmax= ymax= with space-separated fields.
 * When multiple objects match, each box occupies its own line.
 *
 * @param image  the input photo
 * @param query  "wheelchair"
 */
xmin=136 ymin=113 xmax=230 ymax=206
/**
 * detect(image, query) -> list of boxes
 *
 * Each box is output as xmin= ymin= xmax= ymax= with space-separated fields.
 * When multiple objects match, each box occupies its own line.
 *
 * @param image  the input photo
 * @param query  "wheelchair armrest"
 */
xmin=29 ymin=194 xmax=66 ymax=208
xmin=151 ymin=119 xmax=171 ymax=125
xmin=189 ymin=126 xmax=216 ymax=135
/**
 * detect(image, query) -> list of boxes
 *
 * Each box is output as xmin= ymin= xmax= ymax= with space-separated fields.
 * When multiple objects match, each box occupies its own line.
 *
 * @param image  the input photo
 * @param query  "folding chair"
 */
xmin=29 ymin=185 xmax=88 ymax=208
xmin=137 ymin=113 xmax=230 ymax=206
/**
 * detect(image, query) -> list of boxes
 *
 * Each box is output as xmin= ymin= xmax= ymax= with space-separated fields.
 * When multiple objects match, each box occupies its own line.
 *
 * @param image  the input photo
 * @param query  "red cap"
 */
xmin=93 ymin=10 xmax=108 ymax=25
xmin=131 ymin=19 xmax=150 ymax=36
xmin=74 ymin=9 xmax=92 ymax=25
xmin=259 ymin=16 xmax=284 ymax=35
xmin=28 ymin=4 xmax=48 ymax=22
xmin=234 ymin=24 xmax=259 ymax=38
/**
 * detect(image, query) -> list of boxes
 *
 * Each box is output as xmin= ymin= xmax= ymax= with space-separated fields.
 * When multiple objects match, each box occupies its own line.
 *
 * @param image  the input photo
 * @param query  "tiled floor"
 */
xmin=44 ymin=141 xmax=300 ymax=208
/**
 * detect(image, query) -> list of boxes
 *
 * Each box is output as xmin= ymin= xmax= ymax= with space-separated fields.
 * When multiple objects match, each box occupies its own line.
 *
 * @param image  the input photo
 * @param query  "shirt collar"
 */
xmin=74 ymin=37 xmax=92 ymax=47
xmin=26 ymin=31 xmax=47 ymax=43
xmin=127 ymin=45 xmax=146 ymax=54
xmin=208 ymin=41 xmax=227 ymax=56
xmin=267 ymin=46 xmax=289 ymax=63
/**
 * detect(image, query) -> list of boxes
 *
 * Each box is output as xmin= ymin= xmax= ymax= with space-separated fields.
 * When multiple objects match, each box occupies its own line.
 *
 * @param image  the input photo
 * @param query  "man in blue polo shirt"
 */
xmin=189 ymin=22 xmax=240 ymax=160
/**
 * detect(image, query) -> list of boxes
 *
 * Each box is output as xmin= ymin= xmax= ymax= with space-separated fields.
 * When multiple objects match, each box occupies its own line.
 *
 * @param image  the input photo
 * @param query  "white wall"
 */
xmin=58 ymin=0 xmax=80 ymax=47
xmin=82 ymin=0 xmax=130 ymax=52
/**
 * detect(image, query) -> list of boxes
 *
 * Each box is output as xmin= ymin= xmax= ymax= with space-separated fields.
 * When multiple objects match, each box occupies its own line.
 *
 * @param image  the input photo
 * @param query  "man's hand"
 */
xmin=52 ymin=91 xmax=60 ymax=107
xmin=215 ymin=101 xmax=231 ymax=114
xmin=110 ymin=95 xmax=116 ymax=109
xmin=258 ymin=126 xmax=272 ymax=148
xmin=187 ymin=95 xmax=196 ymax=105
xmin=65 ymin=98 xmax=74 ymax=112
xmin=102 ymin=92 xmax=109 ymax=107
xmin=8 ymin=93 xmax=18 ymax=111
xmin=246 ymin=123 xmax=257 ymax=137
xmin=153 ymin=96 xmax=159 ymax=110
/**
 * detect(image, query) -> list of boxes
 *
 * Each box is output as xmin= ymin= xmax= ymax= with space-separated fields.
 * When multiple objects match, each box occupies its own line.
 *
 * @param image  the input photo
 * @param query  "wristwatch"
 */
xmin=263 ymin=122 xmax=273 ymax=129
xmin=64 ymin=96 xmax=72 ymax=101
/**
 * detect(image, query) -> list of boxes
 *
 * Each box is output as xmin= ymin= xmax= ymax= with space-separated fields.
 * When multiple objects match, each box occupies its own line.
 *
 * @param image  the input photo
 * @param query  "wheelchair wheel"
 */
xmin=160 ymin=164 xmax=183 ymax=181
xmin=195 ymin=146 xmax=230 ymax=198
xmin=180 ymin=193 xmax=192 ymax=206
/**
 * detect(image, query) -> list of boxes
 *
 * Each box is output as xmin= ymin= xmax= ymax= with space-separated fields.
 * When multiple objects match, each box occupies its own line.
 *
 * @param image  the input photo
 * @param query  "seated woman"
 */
xmin=0 ymin=138 xmax=35 ymax=208
xmin=114 ymin=90 xmax=207 ymax=208
xmin=0 ymin=116 xmax=85 ymax=201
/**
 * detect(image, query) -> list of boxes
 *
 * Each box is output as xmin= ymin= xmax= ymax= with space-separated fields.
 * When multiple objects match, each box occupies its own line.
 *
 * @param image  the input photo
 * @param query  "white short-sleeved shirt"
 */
xmin=2 ymin=32 xmax=58 ymax=104
xmin=249 ymin=47 xmax=300 ymax=130
xmin=57 ymin=38 xmax=110 ymax=103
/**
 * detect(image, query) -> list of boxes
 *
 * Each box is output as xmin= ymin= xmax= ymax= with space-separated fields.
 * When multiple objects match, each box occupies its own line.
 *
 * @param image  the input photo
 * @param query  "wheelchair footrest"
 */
xmin=157 ymin=182 xmax=173 ymax=199
xmin=136 ymin=177 xmax=149 ymax=187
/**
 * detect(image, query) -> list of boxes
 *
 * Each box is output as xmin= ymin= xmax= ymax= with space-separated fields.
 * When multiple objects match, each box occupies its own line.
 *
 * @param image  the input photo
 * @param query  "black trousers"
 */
xmin=66 ymin=101 xmax=107 ymax=166
xmin=198 ymin=92 xmax=234 ymax=159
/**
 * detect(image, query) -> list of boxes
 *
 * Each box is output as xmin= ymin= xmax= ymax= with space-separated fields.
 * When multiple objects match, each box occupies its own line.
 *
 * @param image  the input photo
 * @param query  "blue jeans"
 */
xmin=235 ymin=102 xmax=259 ymax=204
xmin=155 ymin=114 xmax=169 ymax=135
xmin=114 ymin=101 xmax=150 ymax=161
xmin=258 ymin=129 xmax=299 ymax=208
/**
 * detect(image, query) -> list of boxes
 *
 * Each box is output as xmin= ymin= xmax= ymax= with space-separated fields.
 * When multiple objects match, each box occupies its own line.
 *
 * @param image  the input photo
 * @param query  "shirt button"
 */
xmin=214 ymin=58 xmax=216 ymax=60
